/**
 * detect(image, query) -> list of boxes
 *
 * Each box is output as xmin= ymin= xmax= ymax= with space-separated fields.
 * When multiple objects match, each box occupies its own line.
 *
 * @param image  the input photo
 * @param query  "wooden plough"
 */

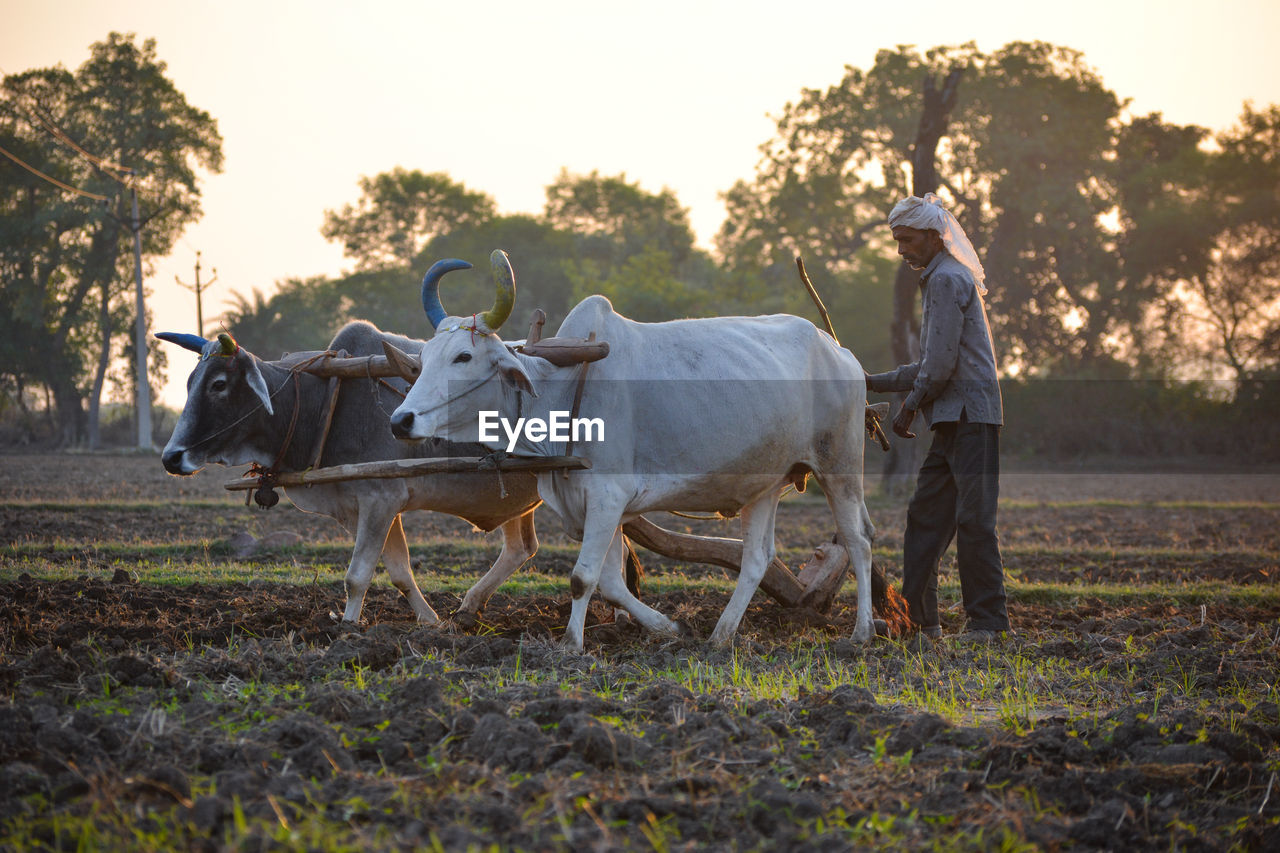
xmin=221 ymin=445 xmax=897 ymax=618
xmin=221 ymin=452 xmax=830 ymax=610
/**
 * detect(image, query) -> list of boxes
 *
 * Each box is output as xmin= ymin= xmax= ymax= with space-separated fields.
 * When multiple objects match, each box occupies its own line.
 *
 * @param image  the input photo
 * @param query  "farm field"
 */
xmin=1 ymin=452 xmax=1278 ymax=850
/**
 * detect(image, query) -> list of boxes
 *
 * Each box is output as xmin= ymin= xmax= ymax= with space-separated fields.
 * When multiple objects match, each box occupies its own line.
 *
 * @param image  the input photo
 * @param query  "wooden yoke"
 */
xmin=271 ymin=342 xmax=421 ymax=382
xmin=225 ymin=455 xmax=592 ymax=491
xmin=516 ymin=308 xmax=610 ymax=366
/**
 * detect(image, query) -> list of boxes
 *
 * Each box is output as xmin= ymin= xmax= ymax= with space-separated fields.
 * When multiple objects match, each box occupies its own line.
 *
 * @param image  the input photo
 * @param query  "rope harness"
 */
xmin=246 ymin=372 xmax=300 ymax=508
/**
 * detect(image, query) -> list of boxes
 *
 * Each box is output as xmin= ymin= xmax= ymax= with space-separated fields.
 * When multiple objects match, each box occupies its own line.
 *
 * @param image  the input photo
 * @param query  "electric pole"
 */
xmin=176 ymin=251 xmax=216 ymax=335
xmin=128 ymin=169 xmax=152 ymax=451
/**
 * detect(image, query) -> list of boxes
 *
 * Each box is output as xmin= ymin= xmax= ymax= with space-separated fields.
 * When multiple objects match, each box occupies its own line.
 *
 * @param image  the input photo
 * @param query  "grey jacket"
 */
xmin=867 ymin=252 xmax=1003 ymax=428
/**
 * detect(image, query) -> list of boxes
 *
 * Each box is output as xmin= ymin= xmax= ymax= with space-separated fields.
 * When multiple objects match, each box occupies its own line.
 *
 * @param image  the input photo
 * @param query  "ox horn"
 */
xmin=480 ymin=249 xmax=515 ymax=332
xmin=155 ymin=332 xmax=209 ymax=354
xmin=420 ymin=258 xmax=474 ymax=330
xmin=217 ymin=333 xmax=239 ymax=356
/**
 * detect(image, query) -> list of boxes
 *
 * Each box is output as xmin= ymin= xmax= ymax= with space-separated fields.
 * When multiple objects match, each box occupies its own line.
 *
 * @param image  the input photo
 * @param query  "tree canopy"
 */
xmin=0 ymin=32 xmax=222 ymax=444
xmin=717 ymin=42 xmax=1280 ymax=379
xmin=6 ymin=34 xmax=1277 ymax=449
xmin=320 ymin=168 xmax=496 ymax=271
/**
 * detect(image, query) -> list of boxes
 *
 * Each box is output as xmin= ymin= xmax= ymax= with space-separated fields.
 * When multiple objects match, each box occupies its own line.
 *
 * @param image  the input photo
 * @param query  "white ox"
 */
xmin=390 ymin=250 xmax=877 ymax=649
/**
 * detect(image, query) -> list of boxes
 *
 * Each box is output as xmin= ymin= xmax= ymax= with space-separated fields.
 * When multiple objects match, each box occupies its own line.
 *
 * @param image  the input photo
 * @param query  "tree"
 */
xmin=217 ymin=277 xmax=341 ymax=358
xmin=718 ymin=42 xmax=1214 ymax=376
xmin=567 ymin=244 xmax=705 ymax=322
xmin=228 ymin=170 xmax=725 ymax=352
xmin=544 ymin=169 xmax=696 ymax=266
xmin=218 ymin=215 xmax=579 ymax=353
xmin=1179 ymin=105 xmax=1280 ymax=381
xmin=0 ymin=33 xmax=222 ymax=445
xmin=545 ymin=170 xmax=725 ymax=321
xmin=423 ymin=214 xmax=579 ymax=328
xmin=321 ymin=169 xmax=496 ymax=271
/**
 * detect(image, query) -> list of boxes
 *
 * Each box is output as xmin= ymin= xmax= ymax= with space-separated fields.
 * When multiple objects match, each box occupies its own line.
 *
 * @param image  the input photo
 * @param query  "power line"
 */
xmin=23 ymin=102 xmax=133 ymax=182
xmin=2 ymin=64 xmax=136 ymax=188
xmin=0 ymin=141 xmax=108 ymax=201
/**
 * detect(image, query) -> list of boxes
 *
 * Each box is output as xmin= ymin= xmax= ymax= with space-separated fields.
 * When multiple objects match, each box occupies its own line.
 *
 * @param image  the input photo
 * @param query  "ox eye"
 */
xmin=210 ymin=378 xmax=227 ymax=392
xmin=452 ymin=352 xmax=472 ymax=364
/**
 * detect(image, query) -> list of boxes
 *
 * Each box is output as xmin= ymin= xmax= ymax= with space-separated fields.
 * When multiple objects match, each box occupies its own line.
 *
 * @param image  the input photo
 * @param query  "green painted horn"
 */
xmin=217 ymin=333 xmax=238 ymax=356
xmin=480 ymin=249 xmax=515 ymax=332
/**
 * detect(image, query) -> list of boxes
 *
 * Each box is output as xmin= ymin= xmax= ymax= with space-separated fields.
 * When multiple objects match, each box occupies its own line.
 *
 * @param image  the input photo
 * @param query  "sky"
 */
xmin=5 ymin=0 xmax=1280 ymax=408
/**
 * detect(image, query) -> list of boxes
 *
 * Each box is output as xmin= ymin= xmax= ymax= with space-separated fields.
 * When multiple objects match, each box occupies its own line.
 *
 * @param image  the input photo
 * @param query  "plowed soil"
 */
xmin=1 ymin=452 xmax=1278 ymax=850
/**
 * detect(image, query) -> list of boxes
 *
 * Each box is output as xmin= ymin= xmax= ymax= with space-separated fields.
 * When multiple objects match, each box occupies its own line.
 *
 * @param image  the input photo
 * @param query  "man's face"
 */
xmin=891 ymin=226 xmax=944 ymax=270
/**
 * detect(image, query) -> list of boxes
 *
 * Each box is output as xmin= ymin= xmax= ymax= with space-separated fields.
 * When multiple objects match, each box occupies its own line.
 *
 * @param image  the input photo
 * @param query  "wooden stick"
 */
xmin=380 ymin=340 xmax=421 ymax=380
xmin=276 ymin=334 xmax=605 ymax=377
xmin=307 ymin=374 xmax=343 ymax=469
xmin=224 ymin=455 xmax=591 ymax=491
xmin=271 ymin=349 xmax=419 ymax=381
xmin=518 ymin=336 xmax=610 ymax=366
xmin=526 ymin=309 xmax=546 ymax=345
xmin=795 ymin=255 xmax=838 ymax=344
xmin=795 ymin=256 xmax=891 ymax=452
xmin=620 ymin=516 xmax=806 ymax=608
xmin=562 ymin=333 xmax=596 ymax=475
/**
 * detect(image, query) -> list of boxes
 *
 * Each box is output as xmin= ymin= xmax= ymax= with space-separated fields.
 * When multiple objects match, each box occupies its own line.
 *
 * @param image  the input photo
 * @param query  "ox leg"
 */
xmin=708 ymin=494 xmax=780 ymax=647
xmin=340 ymin=502 xmax=404 ymax=622
xmin=381 ymin=514 xmax=439 ymax=623
xmin=823 ymin=482 xmax=876 ymax=643
xmin=341 ymin=505 xmax=398 ymax=624
xmin=597 ymin=529 xmax=680 ymax=638
xmin=563 ymin=519 xmax=625 ymax=652
xmin=456 ymin=510 xmax=538 ymax=626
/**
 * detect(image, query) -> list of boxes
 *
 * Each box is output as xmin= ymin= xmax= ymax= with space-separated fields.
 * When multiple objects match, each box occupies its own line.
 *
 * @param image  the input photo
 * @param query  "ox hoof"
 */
xmin=453 ymin=610 xmax=479 ymax=630
xmin=558 ymin=638 xmax=587 ymax=655
xmin=675 ymin=619 xmax=699 ymax=641
xmin=338 ymin=619 xmax=364 ymax=635
xmin=707 ymin=629 xmax=738 ymax=649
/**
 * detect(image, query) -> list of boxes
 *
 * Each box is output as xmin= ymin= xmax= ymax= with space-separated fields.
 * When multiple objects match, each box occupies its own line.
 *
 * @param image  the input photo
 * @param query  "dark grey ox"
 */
xmin=159 ymin=320 xmax=554 ymax=625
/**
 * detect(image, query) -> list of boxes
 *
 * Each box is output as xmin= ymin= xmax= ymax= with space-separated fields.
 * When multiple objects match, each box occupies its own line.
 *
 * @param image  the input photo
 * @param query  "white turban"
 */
xmin=888 ymin=192 xmax=987 ymax=295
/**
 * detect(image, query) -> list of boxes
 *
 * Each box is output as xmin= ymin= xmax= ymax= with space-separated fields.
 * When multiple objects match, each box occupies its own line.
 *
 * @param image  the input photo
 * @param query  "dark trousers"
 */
xmin=902 ymin=413 xmax=1009 ymax=633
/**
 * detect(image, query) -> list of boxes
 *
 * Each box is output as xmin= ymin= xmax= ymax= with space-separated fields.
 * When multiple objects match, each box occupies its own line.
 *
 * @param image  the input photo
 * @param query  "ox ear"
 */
xmin=244 ymin=355 xmax=275 ymax=415
xmin=498 ymin=358 xmax=537 ymax=398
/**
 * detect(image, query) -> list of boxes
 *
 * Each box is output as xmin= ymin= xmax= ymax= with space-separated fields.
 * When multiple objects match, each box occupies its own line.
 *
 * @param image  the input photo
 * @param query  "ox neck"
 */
xmin=492 ymin=353 xmax=587 ymax=457
xmin=257 ymin=360 xmax=329 ymax=473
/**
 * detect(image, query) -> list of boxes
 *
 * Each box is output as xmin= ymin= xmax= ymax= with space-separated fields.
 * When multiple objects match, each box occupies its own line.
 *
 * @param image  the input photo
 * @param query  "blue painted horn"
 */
xmin=155 ymin=332 xmax=210 ymax=353
xmin=420 ymin=258 xmax=474 ymax=330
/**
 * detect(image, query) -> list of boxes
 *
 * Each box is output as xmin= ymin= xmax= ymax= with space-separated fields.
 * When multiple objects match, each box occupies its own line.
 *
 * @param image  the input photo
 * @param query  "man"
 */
xmin=865 ymin=193 xmax=1010 ymax=643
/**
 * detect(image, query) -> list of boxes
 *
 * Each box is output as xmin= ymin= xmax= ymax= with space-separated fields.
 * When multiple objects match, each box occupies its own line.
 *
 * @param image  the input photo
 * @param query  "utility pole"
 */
xmin=128 ymin=169 xmax=152 ymax=450
xmin=176 ymin=251 xmax=216 ymax=335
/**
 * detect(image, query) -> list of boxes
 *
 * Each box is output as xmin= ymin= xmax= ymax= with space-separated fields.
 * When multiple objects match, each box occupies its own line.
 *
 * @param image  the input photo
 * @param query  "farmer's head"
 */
xmin=890 ymin=225 xmax=944 ymax=270
xmin=888 ymin=192 xmax=988 ymax=294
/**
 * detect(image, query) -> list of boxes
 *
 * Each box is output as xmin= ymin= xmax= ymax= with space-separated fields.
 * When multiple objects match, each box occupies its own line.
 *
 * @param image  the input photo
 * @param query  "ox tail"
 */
xmin=859 ymin=503 xmax=912 ymax=633
xmin=838 ymin=505 xmax=913 ymax=637
xmin=870 ymin=561 xmax=912 ymax=636
xmin=622 ymin=535 xmax=643 ymax=600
